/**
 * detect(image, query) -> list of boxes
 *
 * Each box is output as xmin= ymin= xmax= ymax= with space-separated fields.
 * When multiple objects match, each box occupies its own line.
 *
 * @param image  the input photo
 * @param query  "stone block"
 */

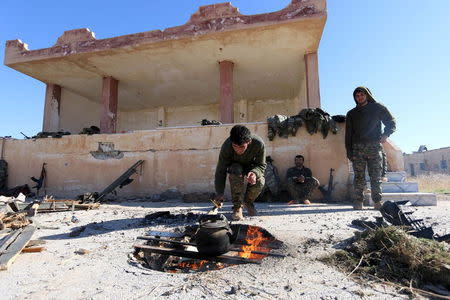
xmin=380 ymin=182 xmax=418 ymax=193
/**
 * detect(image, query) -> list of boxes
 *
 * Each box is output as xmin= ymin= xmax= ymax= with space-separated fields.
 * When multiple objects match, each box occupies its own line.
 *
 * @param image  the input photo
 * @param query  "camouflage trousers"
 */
xmin=287 ymin=177 xmax=320 ymax=202
xmin=352 ymin=142 xmax=383 ymax=203
xmin=228 ymin=163 xmax=265 ymax=209
xmin=381 ymin=150 xmax=387 ymax=177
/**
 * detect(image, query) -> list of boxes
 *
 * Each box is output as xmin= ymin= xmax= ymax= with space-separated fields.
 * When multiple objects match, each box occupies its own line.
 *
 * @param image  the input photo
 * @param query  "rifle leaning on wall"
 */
xmin=81 ymin=160 xmax=145 ymax=203
xmin=318 ymin=168 xmax=334 ymax=202
xmin=31 ymin=163 xmax=47 ymax=196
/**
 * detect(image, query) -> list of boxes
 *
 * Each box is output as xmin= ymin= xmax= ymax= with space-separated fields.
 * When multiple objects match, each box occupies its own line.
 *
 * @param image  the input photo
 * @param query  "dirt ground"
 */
xmin=1 ymin=199 xmax=449 ymax=300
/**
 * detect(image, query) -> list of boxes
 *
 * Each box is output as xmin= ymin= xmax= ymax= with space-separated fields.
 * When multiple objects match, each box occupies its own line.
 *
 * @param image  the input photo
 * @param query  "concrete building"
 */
xmin=2 ymin=0 xmax=403 ymax=200
xmin=404 ymin=146 xmax=450 ymax=176
xmin=4 ymin=1 xmax=327 ymax=134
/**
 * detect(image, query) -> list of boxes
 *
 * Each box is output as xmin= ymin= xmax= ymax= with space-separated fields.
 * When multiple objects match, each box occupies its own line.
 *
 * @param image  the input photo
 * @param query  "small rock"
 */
xmin=225 ymin=286 xmax=237 ymax=295
xmin=75 ymin=248 xmax=90 ymax=255
xmin=284 ymin=285 xmax=292 ymax=292
xmin=71 ymin=215 xmax=80 ymax=223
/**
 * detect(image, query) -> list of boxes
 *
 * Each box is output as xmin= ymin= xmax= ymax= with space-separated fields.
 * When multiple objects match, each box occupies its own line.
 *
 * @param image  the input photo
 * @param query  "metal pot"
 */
xmin=194 ymin=214 xmax=233 ymax=256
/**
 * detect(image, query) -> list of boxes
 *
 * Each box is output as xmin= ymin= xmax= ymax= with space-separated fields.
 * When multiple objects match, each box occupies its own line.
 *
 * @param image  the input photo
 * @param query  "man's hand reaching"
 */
xmin=246 ymin=172 xmax=257 ymax=185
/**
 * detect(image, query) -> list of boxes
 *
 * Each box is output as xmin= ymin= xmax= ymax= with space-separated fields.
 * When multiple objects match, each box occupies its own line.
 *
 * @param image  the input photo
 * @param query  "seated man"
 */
xmin=213 ymin=125 xmax=266 ymax=220
xmin=286 ymin=155 xmax=319 ymax=204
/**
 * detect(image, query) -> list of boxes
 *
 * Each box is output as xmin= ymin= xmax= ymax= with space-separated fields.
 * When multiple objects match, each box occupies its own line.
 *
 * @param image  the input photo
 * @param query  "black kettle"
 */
xmin=194 ymin=214 xmax=233 ymax=256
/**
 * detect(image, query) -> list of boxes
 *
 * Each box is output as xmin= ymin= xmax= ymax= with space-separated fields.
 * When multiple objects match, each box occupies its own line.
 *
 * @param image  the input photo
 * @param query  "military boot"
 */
xmin=353 ymin=201 xmax=363 ymax=210
xmin=244 ymin=202 xmax=257 ymax=216
xmin=232 ymin=207 xmax=244 ymax=221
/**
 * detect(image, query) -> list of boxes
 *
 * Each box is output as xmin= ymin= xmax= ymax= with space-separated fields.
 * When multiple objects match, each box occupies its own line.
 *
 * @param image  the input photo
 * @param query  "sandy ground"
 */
xmin=1 ymin=199 xmax=449 ymax=300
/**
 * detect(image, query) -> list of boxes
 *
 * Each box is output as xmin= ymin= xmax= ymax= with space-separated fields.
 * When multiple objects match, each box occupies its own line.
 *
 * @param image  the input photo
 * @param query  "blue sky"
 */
xmin=1 ymin=0 xmax=449 ymax=153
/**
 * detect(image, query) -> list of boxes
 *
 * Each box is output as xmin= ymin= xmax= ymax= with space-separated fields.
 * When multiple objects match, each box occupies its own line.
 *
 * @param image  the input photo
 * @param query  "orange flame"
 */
xmin=178 ymin=260 xmax=208 ymax=271
xmin=173 ymin=260 xmax=226 ymax=272
xmin=239 ymin=225 xmax=271 ymax=259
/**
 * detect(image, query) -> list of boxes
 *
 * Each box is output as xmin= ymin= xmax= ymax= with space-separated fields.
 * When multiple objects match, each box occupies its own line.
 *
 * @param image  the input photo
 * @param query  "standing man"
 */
xmin=346 ymin=87 xmax=396 ymax=210
xmin=214 ymin=125 xmax=266 ymax=220
xmin=286 ymin=155 xmax=319 ymax=205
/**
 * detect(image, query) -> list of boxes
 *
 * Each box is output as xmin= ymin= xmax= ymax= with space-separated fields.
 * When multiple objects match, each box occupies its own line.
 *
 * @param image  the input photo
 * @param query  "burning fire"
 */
xmin=177 ymin=260 xmax=208 ymax=271
xmin=172 ymin=260 xmax=226 ymax=272
xmin=239 ymin=225 xmax=271 ymax=259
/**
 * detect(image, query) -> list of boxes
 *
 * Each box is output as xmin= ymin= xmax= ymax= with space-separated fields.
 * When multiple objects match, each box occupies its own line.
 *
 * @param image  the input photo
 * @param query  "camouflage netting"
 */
xmin=322 ymin=226 xmax=450 ymax=290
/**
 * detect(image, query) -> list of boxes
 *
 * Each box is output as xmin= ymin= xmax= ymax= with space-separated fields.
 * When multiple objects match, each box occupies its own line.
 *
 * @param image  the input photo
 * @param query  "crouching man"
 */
xmin=213 ymin=125 xmax=266 ymax=220
xmin=286 ymin=155 xmax=319 ymax=205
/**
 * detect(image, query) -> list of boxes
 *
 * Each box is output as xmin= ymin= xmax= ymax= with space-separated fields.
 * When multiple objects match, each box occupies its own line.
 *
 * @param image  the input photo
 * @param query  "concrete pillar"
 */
xmin=100 ymin=76 xmax=118 ymax=133
xmin=43 ymin=84 xmax=61 ymax=132
xmin=304 ymin=52 xmax=321 ymax=108
xmin=219 ymin=60 xmax=234 ymax=124
xmin=157 ymin=106 xmax=166 ymax=127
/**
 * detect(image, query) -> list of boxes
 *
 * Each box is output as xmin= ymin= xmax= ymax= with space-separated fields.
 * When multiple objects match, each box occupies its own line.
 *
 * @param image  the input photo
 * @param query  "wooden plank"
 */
xmin=133 ymin=243 xmax=261 ymax=265
xmin=17 ymin=202 xmax=68 ymax=211
xmin=0 ymin=225 xmax=36 ymax=270
xmin=0 ymin=230 xmax=21 ymax=253
xmin=21 ymin=247 xmax=45 ymax=253
xmin=43 ymin=200 xmax=100 ymax=210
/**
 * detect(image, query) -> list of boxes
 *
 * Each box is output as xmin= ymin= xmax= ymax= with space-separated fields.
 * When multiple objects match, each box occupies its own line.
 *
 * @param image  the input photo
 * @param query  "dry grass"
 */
xmin=321 ymin=227 xmax=450 ymax=290
xmin=409 ymin=173 xmax=450 ymax=194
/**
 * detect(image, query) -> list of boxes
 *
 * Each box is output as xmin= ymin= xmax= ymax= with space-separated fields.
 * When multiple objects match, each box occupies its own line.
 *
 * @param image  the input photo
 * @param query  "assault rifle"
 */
xmin=31 ymin=162 xmax=47 ymax=196
xmin=81 ymin=160 xmax=144 ymax=202
xmin=318 ymin=168 xmax=334 ymax=202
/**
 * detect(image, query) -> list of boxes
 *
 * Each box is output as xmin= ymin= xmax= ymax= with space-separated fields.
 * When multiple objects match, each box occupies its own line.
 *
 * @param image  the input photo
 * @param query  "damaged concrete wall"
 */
xmin=59 ymin=88 xmax=101 ymax=134
xmin=2 ymin=123 xmax=349 ymax=200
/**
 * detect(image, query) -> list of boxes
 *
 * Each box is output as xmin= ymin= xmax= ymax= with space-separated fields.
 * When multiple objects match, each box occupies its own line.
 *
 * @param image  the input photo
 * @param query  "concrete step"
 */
xmin=379 ymin=182 xmax=419 ymax=193
xmin=349 ymin=171 xmax=407 ymax=183
xmin=365 ymin=192 xmax=437 ymax=206
xmin=384 ymin=171 xmax=407 ymax=182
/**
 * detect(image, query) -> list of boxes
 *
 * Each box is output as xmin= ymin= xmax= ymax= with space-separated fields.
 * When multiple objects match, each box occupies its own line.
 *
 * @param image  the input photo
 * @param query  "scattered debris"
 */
xmin=0 ymin=211 xmax=31 ymax=230
xmin=142 ymin=211 xmax=199 ymax=226
xmin=0 ymin=184 xmax=33 ymax=198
